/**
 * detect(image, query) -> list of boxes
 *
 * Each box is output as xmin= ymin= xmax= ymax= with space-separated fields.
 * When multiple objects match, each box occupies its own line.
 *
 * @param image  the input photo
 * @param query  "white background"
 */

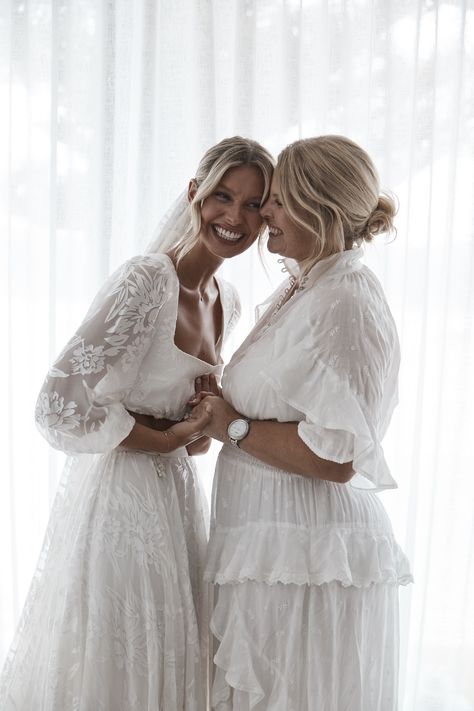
xmin=1 ymin=1 xmax=473 ymax=708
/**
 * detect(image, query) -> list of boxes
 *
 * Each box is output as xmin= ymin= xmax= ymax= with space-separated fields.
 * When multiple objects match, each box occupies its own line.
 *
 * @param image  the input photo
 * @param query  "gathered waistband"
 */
xmin=218 ymin=443 xmax=308 ymax=479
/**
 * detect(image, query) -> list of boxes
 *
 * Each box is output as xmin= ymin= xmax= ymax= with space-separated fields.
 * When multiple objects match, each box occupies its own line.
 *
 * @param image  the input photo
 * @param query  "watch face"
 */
xmin=228 ymin=419 xmax=249 ymax=440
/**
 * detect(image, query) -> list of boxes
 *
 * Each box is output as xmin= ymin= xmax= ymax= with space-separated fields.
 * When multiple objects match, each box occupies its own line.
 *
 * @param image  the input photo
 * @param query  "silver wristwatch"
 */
xmin=227 ymin=417 xmax=251 ymax=447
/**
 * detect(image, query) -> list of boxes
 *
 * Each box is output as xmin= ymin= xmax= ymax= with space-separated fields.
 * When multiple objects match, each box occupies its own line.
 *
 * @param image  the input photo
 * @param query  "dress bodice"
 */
xmin=222 ymin=248 xmax=400 ymax=491
xmin=125 ymin=255 xmax=237 ymax=420
xmin=35 ymin=253 xmax=240 ymax=455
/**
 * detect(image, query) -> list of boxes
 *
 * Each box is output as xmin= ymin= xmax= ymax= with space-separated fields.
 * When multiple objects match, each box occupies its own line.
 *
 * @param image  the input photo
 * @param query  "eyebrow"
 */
xmin=217 ymin=182 xmax=263 ymax=201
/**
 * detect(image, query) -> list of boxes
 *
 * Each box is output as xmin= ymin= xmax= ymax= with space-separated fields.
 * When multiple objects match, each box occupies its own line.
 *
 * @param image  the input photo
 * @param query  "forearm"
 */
xmin=193 ymin=395 xmax=353 ymax=483
xmin=121 ymin=405 xmax=212 ymax=454
xmin=237 ymin=420 xmax=353 ymax=484
xmin=119 ymin=422 xmax=176 ymax=453
xmin=186 ymin=436 xmax=212 ymax=456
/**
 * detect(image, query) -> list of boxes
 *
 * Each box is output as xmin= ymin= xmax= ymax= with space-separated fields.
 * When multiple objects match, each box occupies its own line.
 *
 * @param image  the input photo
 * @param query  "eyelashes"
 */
xmin=213 ymin=192 xmax=263 ymax=210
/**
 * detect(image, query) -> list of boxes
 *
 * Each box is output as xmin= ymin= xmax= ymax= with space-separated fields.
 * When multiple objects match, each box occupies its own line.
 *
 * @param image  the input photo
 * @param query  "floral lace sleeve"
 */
xmin=35 ymin=255 xmax=170 ymax=455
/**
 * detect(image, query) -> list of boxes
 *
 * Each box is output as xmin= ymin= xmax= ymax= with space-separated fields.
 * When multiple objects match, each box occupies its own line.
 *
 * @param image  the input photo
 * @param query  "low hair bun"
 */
xmin=277 ymin=136 xmax=398 ymax=263
xmin=360 ymin=192 xmax=398 ymax=242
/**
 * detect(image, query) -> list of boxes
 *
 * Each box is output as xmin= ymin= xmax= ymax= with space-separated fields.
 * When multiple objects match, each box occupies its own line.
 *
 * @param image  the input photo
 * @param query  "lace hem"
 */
xmin=205 ymin=522 xmax=413 ymax=588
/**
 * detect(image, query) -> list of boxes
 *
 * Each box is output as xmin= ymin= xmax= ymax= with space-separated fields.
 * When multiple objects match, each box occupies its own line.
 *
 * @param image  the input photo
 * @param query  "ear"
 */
xmin=188 ymin=179 xmax=198 ymax=203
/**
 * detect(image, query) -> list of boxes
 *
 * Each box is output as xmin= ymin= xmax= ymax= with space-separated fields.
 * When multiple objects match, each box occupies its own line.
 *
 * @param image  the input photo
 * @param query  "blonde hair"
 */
xmin=277 ymin=135 xmax=397 ymax=275
xmin=173 ymin=136 xmax=274 ymax=262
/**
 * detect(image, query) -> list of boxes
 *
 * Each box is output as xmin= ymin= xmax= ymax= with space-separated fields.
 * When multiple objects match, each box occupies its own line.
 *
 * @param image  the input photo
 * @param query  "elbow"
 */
xmin=311 ymin=457 xmax=354 ymax=484
xmin=298 ymin=441 xmax=354 ymax=483
xmin=335 ymin=463 xmax=355 ymax=484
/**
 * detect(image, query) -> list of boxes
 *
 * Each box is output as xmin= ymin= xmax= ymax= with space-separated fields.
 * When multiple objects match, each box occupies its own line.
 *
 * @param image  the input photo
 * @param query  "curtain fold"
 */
xmin=1 ymin=1 xmax=473 ymax=709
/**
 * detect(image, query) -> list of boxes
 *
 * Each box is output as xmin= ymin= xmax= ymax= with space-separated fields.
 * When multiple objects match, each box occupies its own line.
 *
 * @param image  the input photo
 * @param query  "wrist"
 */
xmin=227 ymin=415 xmax=251 ymax=447
xmin=160 ymin=429 xmax=181 ymax=453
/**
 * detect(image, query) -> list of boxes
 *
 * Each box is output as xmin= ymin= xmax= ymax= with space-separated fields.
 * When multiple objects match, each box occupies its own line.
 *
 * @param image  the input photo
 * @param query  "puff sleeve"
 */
xmin=263 ymin=270 xmax=400 ymax=491
xmin=35 ymin=255 xmax=170 ymax=455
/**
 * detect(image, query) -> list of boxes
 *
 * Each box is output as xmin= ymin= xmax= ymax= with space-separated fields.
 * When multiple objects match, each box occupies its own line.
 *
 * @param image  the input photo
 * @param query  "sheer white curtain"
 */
xmin=1 ymin=1 xmax=473 ymax=709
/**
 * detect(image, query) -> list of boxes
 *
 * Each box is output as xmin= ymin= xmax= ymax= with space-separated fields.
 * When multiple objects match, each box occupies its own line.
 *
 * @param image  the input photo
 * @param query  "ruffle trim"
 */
xmin=211 ymin=614 xmax=265 ymax=710
xmin=210 ymin=572 xmax=401 ymax=711
xmin=205 ymin=522 xmax=413 ymax=589
xmin=264 ymin=361 xmax=397 ymax=492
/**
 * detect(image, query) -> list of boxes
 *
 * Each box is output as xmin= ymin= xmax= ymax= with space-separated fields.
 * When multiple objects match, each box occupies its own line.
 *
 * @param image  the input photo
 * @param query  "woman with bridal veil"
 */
xmin=0 ymin=137 xmax=274 ymax=711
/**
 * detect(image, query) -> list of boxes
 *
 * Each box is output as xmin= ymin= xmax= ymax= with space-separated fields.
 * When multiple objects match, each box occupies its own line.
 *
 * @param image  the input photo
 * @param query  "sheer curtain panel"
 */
xmin=1 ymin=1 xmax=473 ymax=710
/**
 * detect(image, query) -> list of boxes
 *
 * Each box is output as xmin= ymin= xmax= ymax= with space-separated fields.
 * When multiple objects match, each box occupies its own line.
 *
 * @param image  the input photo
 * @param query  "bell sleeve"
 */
xmin=263 ymin=280 xmax=400 ymax=491
xmin=35 ymin=255 xmax=170 ymax=455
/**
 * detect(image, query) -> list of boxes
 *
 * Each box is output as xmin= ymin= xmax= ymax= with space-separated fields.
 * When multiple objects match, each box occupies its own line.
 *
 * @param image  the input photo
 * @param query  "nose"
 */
xmin=260 ymin=199 xmax=272 ymax=220
xmin=225 ymin=201 xmax=244 ymax=226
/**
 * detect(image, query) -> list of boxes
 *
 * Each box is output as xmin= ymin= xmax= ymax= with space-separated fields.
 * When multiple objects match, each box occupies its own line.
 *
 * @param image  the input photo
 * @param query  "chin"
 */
xmin=204 ymin=240 xmax=246 ymax=261
xmin=266 ymin=241 xmax=284 ymax=256
xmin=213 ymin=237 xmax=247 ymax=255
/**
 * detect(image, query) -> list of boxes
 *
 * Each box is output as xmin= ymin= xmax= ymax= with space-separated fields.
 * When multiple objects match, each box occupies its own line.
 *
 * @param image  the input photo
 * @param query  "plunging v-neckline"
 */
xmin=162 ymin=254 xmax=224 ymax=368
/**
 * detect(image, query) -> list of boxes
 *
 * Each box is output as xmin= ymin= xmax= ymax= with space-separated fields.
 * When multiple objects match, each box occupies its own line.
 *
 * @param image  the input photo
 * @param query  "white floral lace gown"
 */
xmin=0 ymin=253 xmax=239 ymax=711
xmin=205 ymin=248 xmax=413 ymax=711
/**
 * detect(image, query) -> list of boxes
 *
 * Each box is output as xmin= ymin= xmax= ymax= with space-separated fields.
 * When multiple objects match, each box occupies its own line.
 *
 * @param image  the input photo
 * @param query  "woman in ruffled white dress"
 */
xmin=0 ymin=137 xmax=274 ymax=711
xmin=193 ymin=136 xmax=413 ymax=711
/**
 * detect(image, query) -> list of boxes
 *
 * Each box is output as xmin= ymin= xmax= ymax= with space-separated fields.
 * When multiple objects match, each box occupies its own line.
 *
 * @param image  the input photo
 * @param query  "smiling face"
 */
xmin=189 ymin=164 xmax=265 ymax=259
xmin=260 ymin=172 xmax=316 ymax=263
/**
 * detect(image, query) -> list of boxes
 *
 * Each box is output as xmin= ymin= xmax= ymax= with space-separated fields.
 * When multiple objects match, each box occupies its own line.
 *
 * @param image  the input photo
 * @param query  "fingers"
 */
xmin=193 ymin=406 xmax=212 ymax=427
xmin=209 ymin=373 xmax=221 ymax=395
xmin=172 ymin=404 xmax=212 ymax=444
xmin=186 ymin=400 xmax=211 ymax=423
xmin=195 ymin=373 xmax=220 ymax=395
xmin=188 ymin=390 xmax=215 ymax=408
xmin=195 ymin=375 xmax=209 ymax=395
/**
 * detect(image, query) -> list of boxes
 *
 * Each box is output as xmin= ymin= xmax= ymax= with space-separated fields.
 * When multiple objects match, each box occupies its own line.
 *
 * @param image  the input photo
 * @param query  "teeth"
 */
xmin=214 ymin=225 xmax=243 ymax=241
xmin=268 ymin=226 xmax=282 ymax=236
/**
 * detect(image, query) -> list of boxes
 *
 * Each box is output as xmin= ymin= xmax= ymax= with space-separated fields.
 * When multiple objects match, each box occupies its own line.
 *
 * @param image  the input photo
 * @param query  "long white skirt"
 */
xmin=211 ymin=580 xmax=399 ymax=711
xmin=0 ymin=450 xmax=208 ymax=711
xmin=205 ymin=446 xmax=412 ymax=711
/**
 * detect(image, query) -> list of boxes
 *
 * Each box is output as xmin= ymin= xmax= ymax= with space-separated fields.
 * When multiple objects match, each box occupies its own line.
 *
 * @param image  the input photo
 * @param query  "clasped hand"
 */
xmin=126 ymin=373 xmax=239 ymax=453
xmin=186 ymin=374 xmax=240 ymax=443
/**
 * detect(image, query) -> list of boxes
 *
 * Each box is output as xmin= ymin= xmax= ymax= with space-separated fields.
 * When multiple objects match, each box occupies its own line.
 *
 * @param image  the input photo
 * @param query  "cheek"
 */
xmin=295 ymin=230 xmax=316 ymax=258
xmin=199 ymin=198 xmax=223 ymax=228
xmin=199 ymin=206 xmax=213 ymax=228
xmin=249 ymin=213 xmax=264 ymax=236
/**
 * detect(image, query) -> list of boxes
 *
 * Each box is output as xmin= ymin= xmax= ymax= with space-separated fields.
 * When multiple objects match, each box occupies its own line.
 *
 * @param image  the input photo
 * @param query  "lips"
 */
xmin=213 ymin=225 xmax=245 ymax=242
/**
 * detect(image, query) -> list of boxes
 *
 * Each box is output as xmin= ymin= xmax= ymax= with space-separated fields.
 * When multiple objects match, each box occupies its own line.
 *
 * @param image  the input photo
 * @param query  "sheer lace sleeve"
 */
xmin=35 ymin=255 xmax=170 ymax=455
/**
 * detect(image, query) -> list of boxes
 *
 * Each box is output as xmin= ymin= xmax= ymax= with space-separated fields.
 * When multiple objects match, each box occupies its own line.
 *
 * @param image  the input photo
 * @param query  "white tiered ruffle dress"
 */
xmin=0 ymin=253 xmax=239 ymax=711
xmin=205 ymin=248 xmax=413 ymax=711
